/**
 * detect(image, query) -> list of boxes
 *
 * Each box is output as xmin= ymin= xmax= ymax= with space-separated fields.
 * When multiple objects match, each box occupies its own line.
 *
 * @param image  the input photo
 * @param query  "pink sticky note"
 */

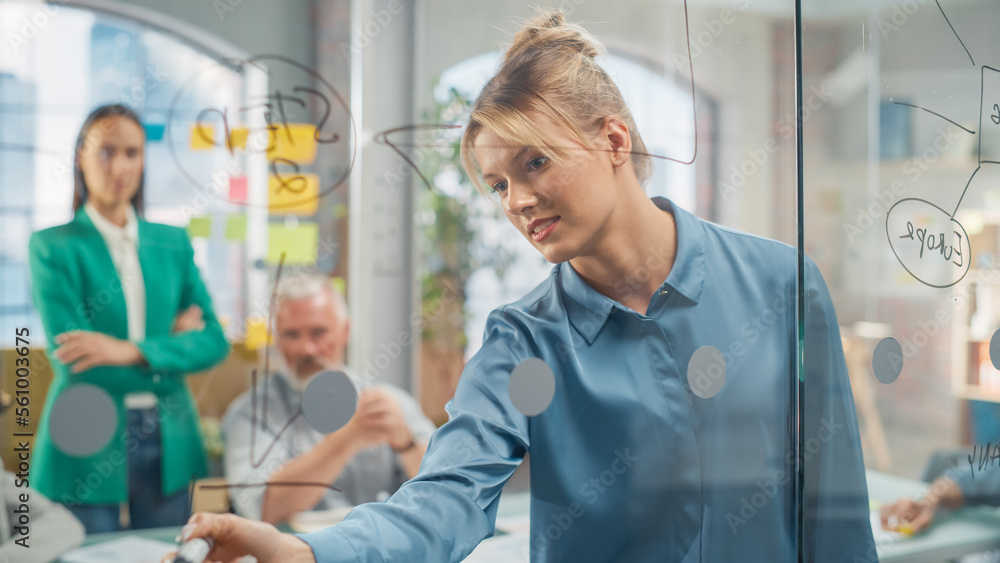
xmin=229 ymin=175 xmax=248 ymax=203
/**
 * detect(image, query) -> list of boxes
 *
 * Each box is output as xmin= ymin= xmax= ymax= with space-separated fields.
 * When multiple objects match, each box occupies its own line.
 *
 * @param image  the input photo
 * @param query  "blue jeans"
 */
xmin=67 ymin=406 xmax=189 ymax=534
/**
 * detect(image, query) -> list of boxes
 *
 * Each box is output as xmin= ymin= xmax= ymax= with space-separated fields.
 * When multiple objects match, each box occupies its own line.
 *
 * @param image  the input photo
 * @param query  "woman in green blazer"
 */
xmin=28 ymin=105 xmax=230 ymax=533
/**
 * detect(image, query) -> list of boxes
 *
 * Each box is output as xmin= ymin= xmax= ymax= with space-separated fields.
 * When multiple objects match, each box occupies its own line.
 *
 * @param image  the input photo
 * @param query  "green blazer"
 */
xmin=28 ymin=209 xmax=230 ymax=504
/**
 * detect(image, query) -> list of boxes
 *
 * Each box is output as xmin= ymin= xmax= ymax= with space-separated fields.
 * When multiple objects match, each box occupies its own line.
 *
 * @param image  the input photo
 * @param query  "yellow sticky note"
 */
xmin=267 ymin=123 xmax=318 ymax=164
xmin=244 ymin=317 xmax=270 ymax=351
xmin=187 ymin=216 xmax=211 ymax=238
xmin=267 ymin=222 xmax=318 ymax=265
xmin=190 ymin=123 xmax=216 ymax=150
xmin=225 ymin=215 xmax=247 ymax=241
xmin=228 ymin=127 xmax=249 ymax=150
xmin=268 ymin=173 xmax=319 ymax=215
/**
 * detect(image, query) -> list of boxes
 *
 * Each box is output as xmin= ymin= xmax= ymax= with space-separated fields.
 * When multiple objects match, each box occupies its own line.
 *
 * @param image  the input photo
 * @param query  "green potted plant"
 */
xmin=417 ymin=86 xmax=515 ymax=424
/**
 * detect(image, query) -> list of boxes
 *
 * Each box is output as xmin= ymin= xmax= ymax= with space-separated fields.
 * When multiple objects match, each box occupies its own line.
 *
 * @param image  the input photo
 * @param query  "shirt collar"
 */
xmin=84 ymin=202 xmax=138 ymax=244
xmin=559 ymin=196 xmax=706 ymax=344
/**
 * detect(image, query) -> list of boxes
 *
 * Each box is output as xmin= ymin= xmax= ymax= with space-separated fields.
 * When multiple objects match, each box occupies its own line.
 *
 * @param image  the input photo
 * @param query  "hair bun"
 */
xmin=543 ymin=11 xmax=566 ymax=29
xmin=504 ymin=9 xmax=603 ymax=66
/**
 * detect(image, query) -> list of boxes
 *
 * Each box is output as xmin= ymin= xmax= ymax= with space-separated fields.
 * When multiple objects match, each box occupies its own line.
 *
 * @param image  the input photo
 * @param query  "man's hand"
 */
xmin=161 ymin=512 xmax=315 ymax=563
xmin=343 ymin=387 xmax=412 ymax=451
xmin=880 ymin=476 xmax=964 ymax=535
xmin=54 ymin=330 xmax=144 ymax=373
xmin=173 ymin=305 xmax=205 ymax=333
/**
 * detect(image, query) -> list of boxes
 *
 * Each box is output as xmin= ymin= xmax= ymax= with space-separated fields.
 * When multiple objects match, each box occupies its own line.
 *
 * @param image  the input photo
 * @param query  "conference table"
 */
xmin=61 ymin=471 xmax=1000 ymax=562
xmin=866 ymin=470 xmax=1000 ymax=563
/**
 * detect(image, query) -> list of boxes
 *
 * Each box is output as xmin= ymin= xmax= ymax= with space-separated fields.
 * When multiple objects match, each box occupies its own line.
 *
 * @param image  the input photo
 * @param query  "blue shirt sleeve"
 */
xmin=298 ymin=308 xmax=531 ymax=562
xmin=946 ymin=457 xmax=1000 ymax=507
xmin=801 ymin=258 xmax=878 ymax=562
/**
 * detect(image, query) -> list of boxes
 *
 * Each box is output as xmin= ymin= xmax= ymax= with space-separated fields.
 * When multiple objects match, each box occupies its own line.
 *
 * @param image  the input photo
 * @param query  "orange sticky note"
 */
xmin=267 ymin=123 xmax=318 ymax=164
xmin=190 ymin=123 xmax=216 ymax=150
xmin=268 ymin=173 xmax=319 ymax=215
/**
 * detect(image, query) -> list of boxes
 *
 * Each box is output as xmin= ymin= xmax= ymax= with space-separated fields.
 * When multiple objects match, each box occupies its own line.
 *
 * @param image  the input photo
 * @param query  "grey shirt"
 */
xmin=0 ymin=458 xmax=84 ymax=563
xmin=222 ymin=369 xmax=436 ymax=521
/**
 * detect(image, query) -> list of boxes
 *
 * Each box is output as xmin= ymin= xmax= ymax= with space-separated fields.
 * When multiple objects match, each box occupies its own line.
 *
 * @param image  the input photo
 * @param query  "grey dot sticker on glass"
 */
xmin=872 ymin=337 xmax=904 ymax=384
xmin=687 ymin=345 xmax=727 ymax=399
xmin=49 ymin=383 xmax=117 ymax=457
xmin=302 ymin=370 xmax=358 ymax=433
xmin=509 ymin=358 xmax=555 ymax=416
xmin=991 ymin=329 xmax=1000 ymax=371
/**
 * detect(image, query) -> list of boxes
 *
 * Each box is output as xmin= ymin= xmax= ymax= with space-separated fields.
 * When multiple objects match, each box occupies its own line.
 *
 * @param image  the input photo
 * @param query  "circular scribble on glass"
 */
xmin=166 ymin=54 xmax=356 ymax=209
xmin=886 ymin=198 xmax=970 ymax=288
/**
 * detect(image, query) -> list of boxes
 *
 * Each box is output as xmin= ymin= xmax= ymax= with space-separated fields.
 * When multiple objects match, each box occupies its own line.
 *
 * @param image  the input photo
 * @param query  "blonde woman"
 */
xmin=166 ymin=11 xmax=872 ymax=562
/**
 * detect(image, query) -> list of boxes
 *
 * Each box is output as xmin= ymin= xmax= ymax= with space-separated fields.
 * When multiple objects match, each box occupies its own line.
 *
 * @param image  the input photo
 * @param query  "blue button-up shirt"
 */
xmin=300 ymin=197 xmax=875 ymax=562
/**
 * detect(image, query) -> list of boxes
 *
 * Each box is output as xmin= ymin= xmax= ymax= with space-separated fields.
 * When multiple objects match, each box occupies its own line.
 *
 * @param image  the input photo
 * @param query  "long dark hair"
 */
xmin=72 ymin=104 xmax=146 ymax=215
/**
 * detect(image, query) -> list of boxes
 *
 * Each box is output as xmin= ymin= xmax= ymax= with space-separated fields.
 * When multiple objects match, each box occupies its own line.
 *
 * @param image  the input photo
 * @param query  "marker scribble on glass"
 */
xmin=166 ymin=55 xmax=356 ymax=211
xmin=189 ymin=252 xmax=339 ymax=516
xmin=885 ymin=0 xmax=998 ymax=288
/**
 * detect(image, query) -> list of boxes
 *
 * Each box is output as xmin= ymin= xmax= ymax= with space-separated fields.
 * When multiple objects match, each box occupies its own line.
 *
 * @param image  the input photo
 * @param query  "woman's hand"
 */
xmin=161 ymin=513 xmax=316 ymax=563
xmin=54 ymin=330 xmax=144 ymax=373
xmin=173 ymin=305 xmax=205 ymax=333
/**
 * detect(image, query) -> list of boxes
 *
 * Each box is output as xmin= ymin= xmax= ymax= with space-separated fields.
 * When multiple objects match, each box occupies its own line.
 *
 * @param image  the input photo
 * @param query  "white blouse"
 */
xmin=84 ymin=202 xmax=146 ymax=342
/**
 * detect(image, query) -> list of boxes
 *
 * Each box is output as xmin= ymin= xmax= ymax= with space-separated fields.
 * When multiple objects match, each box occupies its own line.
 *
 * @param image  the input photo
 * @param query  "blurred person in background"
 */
xmin=223 ymin=275 xmax=435 ymax=525
xmin=28 ymin=104 xmax=230 ymax=533
xmin=881 ymin=464 xmax=1000 ymax=534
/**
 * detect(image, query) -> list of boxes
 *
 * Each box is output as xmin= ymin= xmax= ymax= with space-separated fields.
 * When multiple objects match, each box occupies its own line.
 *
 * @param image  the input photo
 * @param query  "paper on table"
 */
xmin=462 ymin=532 xmax=530 ymax=562
xmin=288 ymin=506 xmax=355 ymax=533
xmin=60 ymin=536 xmax=176 ymax=563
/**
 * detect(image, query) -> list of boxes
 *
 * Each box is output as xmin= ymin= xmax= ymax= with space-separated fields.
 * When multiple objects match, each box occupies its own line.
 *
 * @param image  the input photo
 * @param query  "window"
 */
xmin=0 ymin=1 xmax=253 ymax=342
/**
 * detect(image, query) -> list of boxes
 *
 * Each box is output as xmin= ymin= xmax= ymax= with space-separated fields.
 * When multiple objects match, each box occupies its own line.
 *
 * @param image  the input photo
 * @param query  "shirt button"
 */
xmin=660 ymin=289 xmax=670 ymax=295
